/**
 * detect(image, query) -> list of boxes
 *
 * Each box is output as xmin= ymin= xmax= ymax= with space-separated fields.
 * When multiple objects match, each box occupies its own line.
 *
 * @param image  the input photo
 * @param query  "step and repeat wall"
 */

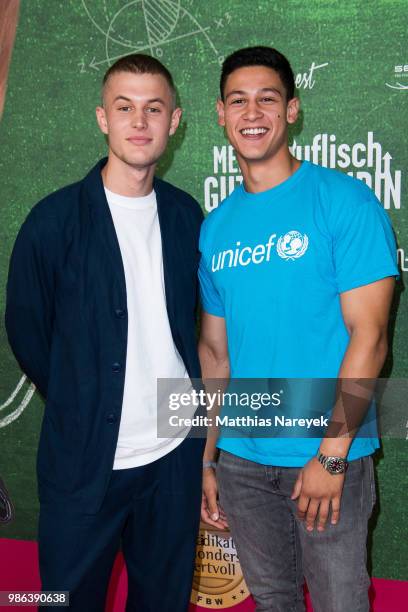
xmin=0 ymin=1 xmax=407 ymax=608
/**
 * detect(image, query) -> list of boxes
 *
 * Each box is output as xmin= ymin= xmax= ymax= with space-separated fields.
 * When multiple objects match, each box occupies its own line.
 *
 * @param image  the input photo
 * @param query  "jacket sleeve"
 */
xmin=5 ymin=210 xmax=56 ymax=398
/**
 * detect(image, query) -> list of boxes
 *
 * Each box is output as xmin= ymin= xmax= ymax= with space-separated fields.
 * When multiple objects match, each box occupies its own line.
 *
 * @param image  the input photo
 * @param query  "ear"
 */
xmin=169 ymin=107 xmax=182 ymax=135
xmin=286 ymin=97 xmax=300 ymax=125
xmin=216 ymin=98 xmax=225 ymax=127
xmin=96 ymin=106 xmax=108 ymax=135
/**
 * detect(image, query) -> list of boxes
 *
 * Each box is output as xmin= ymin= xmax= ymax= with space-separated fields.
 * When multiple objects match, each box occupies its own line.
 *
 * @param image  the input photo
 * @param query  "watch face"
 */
xmin=327 ymin=457 xmax=345 ymax=474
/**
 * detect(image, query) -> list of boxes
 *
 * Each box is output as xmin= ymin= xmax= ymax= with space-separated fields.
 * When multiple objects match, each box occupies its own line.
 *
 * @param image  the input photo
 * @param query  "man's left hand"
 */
xmin=291 ymin=458 xmax=345 ymax=532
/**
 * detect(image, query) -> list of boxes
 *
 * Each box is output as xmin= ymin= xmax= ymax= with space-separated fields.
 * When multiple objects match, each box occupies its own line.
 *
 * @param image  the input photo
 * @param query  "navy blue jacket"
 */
xmin=5 ymin=159 xmax=204 ymax=511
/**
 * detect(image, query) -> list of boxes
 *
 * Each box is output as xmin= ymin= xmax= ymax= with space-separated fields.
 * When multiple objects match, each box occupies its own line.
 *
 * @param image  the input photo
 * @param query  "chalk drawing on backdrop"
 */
xmin=80 ymin=0 xmax=227 ymax=72
xmin=0 ymin=376 xmax=36 ymax=429
xmin=386 ymin=63 xmax=408 ymax=90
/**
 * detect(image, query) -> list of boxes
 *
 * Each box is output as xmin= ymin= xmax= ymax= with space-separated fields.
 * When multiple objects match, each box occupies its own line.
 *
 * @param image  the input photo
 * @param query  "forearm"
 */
xmin=198 ymin=340 xmax=230 ymax=380
xmin=198 ymin=341 xmax=230 ymax=461
xmin=337 ymin=327 xmax=388 ymax=378
xmin=320 ymin=328 xmax=388 ymax=457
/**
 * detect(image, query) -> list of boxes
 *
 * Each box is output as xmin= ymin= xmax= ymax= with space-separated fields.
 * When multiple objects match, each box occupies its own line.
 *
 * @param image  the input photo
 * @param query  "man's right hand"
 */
xmin=201 ymin=467 xmax=229 ymax=530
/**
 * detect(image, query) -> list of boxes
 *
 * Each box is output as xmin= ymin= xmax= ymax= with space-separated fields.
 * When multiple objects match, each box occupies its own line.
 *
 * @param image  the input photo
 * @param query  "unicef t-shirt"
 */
xmin=198 ymin=161 xmax=398 ymax=466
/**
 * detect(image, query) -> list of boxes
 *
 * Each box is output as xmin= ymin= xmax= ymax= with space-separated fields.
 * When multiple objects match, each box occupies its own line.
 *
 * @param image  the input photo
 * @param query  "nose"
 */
xmin=243 ymin=99 xmax=263 ymax=121
xmin=131 ymin=108 xmax=147 ymax=129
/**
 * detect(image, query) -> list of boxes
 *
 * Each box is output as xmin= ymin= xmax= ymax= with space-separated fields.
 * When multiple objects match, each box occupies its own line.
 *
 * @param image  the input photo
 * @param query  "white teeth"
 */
xmin=241 ymin=127 xmax=267 ymax=135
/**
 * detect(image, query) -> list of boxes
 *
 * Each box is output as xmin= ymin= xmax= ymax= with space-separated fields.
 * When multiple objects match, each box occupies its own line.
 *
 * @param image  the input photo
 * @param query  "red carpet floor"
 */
xmin=0 ymin=539 xmax=406 ymax=611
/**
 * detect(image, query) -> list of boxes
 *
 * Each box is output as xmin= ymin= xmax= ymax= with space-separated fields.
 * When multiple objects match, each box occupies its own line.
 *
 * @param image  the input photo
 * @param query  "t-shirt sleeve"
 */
xmin=333 ymin=191 xmax=398 ymax=294
xmin=198 ymin=254 xmax=225 ymax=317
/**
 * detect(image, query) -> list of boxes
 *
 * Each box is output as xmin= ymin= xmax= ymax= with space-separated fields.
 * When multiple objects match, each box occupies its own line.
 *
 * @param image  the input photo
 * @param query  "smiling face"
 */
xmin=96 ymin=70 xmax=181 ymax=171
xmin=217 ymin=65 xmax=299 ymax=168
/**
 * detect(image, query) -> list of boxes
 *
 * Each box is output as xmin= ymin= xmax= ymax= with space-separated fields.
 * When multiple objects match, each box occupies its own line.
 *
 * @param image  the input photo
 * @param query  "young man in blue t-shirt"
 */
xmin=198 ymin=47 xmax=397 ymax=612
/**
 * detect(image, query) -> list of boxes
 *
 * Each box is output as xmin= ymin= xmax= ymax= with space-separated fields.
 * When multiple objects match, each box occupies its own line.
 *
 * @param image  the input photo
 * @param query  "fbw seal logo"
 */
xmin=277 ymin=230 xmax=309 ymax=260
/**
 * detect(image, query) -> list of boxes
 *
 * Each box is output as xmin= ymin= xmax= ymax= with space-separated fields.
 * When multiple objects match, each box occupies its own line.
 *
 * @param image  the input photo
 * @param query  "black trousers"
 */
xmin=38 ymin=438 xmax=203 ymax=611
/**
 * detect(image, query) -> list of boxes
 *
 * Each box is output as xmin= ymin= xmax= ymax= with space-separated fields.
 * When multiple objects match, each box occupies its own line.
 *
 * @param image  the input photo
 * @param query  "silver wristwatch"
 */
xmin=316 ymin=450 xmax=348 ymax=475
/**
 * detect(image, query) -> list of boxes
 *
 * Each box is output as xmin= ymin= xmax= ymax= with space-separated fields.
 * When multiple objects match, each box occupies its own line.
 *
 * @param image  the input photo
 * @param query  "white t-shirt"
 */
xmin=105 ymin=187 xmax=187 ymax=469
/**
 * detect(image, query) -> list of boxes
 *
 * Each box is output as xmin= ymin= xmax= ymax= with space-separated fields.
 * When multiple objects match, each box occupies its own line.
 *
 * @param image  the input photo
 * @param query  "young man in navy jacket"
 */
xmin=6 ymin=54 xmax=203 ymax=611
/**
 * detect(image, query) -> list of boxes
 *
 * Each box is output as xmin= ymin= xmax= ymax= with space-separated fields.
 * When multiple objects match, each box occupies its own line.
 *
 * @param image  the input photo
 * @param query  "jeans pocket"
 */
xmin=366 ymin=455 xmax=377 ymax=511
xmin=343 ymin=456 xmax=364 ymax=487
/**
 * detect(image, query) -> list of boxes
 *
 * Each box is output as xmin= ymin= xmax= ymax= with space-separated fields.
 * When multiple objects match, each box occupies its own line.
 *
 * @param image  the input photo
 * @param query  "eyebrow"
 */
xmin=225 ymin=87 xmax=282 ymax=100
xmin=112 ymin=95 xmax=166 ymax=105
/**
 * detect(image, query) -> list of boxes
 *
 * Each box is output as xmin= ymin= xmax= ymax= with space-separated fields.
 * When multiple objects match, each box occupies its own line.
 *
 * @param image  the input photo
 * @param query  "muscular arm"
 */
xmin=198 ymin=311 xmax=230 ymax=529
xmin=320 ymin=276 xmax=395 ymax=456
xmin=292 ymin=277 xmax=395 ymax=531
xmin=198 ymin=312 xmax=230 ymax=461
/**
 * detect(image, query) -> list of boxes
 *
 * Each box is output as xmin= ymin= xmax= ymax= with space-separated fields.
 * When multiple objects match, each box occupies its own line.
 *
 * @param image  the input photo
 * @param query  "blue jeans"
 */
xmin=217 ymin=450 xmax=376 ymax=612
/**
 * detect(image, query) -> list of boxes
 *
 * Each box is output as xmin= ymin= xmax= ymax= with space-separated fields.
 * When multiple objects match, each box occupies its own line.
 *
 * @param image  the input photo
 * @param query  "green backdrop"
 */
xmin=0 ymin=0 xmax=407 ymax=582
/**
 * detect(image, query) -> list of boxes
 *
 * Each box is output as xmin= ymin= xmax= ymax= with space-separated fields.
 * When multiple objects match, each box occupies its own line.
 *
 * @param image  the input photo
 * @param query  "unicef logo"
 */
xmin=277 ymin=230 xmax=309 ymax=260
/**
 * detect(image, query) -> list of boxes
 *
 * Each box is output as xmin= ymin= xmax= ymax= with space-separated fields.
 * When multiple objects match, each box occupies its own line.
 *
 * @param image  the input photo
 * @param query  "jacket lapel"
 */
xmin=82 ymin=158 xmax=127 ymax=301
xmin=82 ymin=161 xmax=180 ymax=348
xmin=155 ymin=177 xmax=180 ymax=344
